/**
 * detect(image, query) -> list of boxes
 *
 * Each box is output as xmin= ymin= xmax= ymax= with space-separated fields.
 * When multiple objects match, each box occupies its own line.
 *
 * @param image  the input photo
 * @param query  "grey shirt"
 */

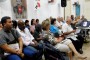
xmin=0 ymin=28 xmax=21 ymax=46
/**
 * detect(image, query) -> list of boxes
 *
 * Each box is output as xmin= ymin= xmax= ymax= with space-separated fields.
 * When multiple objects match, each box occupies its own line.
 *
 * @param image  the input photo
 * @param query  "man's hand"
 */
xmin=16 ymin=49 xmax=24 ymax=58
xmin=31 ymin=40 xmax=38 ymax=47
xmin=19 ymin=53 xmax=24 ymax=58
xmin=71 ymin=30 xmax=76 ymax=33
xmin=16 ymin=49 xmax=22 ymax=55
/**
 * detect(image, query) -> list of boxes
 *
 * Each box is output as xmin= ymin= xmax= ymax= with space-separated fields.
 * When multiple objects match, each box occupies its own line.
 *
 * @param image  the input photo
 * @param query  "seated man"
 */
xmin=0 ymin=16 xmax=37 ymax=60
xmin=17 ymin=20 xmax=43 ymax=60
xmin=62 ymin=17 xmax=84 ymax=54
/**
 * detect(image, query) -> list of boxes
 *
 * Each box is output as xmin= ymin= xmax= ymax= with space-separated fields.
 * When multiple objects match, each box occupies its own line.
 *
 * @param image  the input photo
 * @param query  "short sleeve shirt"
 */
xmin=0 ymin=28 xmax=21 ymax=46
xmin=62 ymin=23 xmax=74 ymax=38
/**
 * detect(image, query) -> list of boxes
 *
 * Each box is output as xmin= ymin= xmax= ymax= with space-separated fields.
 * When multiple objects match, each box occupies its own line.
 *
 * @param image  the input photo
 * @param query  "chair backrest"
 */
xmin=43 ymin=43 xmax=65 ymax=60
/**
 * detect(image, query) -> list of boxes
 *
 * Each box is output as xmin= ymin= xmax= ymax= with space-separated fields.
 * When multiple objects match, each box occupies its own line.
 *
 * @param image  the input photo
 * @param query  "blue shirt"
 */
xmin=50 ymin=25 xmax=59 ymax=33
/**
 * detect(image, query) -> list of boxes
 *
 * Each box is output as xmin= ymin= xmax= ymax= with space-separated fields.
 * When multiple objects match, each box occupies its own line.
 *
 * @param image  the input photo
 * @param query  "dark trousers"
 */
xmin=68 ymin=35 xmax=84 ymax=52
xmin=7 ymin=46 xmax=38 ymax=60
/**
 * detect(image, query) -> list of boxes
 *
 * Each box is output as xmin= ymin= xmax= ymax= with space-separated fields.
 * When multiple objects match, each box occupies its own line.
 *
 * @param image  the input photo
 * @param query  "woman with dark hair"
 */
xmin=36 ymin=19 xmax=39 ymax=25
xmin=50 ymin=18 xmax=60 ymax=34
xmin=25 ymin=20 xmax=30 ymax=30
xmin=12 ymin=20 xmax=17 ymax=29
xmin=30 ymin=19 xmax=36 ymax=34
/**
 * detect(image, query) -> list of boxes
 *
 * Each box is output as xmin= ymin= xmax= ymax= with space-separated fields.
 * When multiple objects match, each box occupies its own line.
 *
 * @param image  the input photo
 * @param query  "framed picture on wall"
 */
xmin=11 ymin=0 xmax=27 ymax=19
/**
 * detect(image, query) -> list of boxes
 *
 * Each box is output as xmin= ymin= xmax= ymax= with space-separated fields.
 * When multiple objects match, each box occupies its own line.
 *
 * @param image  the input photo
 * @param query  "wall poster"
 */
xmin=11 ymin=0 xmax=27 ymax=19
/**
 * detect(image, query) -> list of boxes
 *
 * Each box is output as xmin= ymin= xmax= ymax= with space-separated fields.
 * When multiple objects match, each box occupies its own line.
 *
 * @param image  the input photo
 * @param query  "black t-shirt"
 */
xmin=33 ymin=31 xmax=40 ymax=42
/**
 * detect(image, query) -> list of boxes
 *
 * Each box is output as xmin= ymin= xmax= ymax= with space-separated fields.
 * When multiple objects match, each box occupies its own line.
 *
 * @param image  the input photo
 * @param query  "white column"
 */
xmin=59 ymin=0 xmax=64 ymax=17
xmin=26 ymin=0 xmax=36 ymax=20
xmin=71 ymin=0 xmax=79 ymax=17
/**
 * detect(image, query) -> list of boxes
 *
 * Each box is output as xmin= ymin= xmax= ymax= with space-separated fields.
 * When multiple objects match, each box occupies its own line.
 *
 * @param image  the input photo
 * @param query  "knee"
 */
xmin=65 ymin=39 xmax=72 ymax=44
xmin=7 ymin=54 xmax=21 ymax=60
xmin=23 ymin=47 xmax=38 ymax=57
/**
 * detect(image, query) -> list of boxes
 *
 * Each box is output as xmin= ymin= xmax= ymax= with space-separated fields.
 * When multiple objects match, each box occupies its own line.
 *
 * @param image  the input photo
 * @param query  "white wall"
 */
xmin=65 ymin=0 xmax=71 ymax=19
xmin=26 ymin=0 xmax=36 ymax=21
xmin=0 ymin=0 xmax=12 ymax=20
xmin=26 ymin=0 xmax=63 ymax=23
xmin=0 ymin=0 xmax=90 ymax=22
xmin=0 ymin=0 xmax=64 ymax=23
xmin=84 ymin=0 xmax=90 ymax=20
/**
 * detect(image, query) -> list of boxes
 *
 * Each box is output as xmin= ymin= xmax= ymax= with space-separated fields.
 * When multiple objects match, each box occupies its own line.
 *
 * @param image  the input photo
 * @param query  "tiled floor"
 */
xmin=73 ymin=39 xmax=90 ymax=60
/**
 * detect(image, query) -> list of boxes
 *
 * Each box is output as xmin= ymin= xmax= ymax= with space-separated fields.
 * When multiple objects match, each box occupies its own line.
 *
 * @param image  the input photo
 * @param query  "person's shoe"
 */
xmin=78 ymin=49 xmax=83 ymax=54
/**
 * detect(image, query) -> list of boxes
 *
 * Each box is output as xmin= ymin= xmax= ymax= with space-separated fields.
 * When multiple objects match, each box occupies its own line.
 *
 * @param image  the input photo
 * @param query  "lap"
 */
xmin=60 ymin=39 xmax=72 ymax=45
xmin=54 ymin=43 xmax=70 ymax=53
xmin=23 ymin=46 xmax=38 ymax=57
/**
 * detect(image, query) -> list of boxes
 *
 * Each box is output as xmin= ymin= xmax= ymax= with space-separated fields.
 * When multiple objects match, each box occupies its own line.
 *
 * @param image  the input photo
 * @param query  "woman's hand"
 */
xmin=55 ymin=37 xmax=64 ymax=43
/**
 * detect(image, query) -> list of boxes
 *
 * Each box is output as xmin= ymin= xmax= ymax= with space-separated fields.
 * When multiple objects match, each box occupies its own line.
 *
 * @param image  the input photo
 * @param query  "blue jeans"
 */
xmin=23 ymin=46 xmax=37 ymax=57
xmin=7 ymin=54 xmax=21 ymax=60
xmin=7 ymin=46 xmax=38 ymax=60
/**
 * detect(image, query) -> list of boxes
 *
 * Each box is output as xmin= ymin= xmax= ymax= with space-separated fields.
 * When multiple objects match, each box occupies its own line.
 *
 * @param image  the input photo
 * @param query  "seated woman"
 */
xmin=30 ymin=19 xmax=36 ymax=35
xmin=50 ymin=18 xmax=60 ymax=34
xmin=42 ymin=19 xmax=87 ymax=60
xmin=25 ymin=20 xmax=30 ymax=31
xmin=12 ymin=20 xmax=18 ymax=29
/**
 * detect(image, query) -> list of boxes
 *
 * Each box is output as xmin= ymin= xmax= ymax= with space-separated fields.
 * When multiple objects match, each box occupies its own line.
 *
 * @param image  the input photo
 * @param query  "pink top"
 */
xmin=30 ymin=25 xmax=35 ymax=33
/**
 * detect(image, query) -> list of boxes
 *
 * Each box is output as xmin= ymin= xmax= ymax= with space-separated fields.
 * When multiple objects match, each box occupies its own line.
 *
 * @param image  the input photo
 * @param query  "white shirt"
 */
xmin=55 ymin=20 xmax=63 ymax=27
xmin=62 ymin=23 xmax=77 ymax=40
xmin=17 ymin=28 xmax=35 ymax=46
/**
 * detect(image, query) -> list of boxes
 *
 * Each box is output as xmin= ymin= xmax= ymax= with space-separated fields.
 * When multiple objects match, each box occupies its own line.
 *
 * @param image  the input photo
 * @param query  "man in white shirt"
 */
xmin=62 ymin=18 xmax=77 ymax=40
xmin=17 ymin=20 xmax=43 ymax=60
xmin=62 ymin=17 xmax=84 ymax=54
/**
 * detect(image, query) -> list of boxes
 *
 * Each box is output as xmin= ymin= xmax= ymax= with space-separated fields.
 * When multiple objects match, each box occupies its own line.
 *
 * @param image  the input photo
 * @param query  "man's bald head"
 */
xmin=66 ymin=17 xmax=72 ymax=24
xmin=18 ymin=20 xmax=24 ymax=27
xmin=57 ymin=16 xmax=60 ymax=22
xmin=60 ymin=17 xmax=64 ymax=21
